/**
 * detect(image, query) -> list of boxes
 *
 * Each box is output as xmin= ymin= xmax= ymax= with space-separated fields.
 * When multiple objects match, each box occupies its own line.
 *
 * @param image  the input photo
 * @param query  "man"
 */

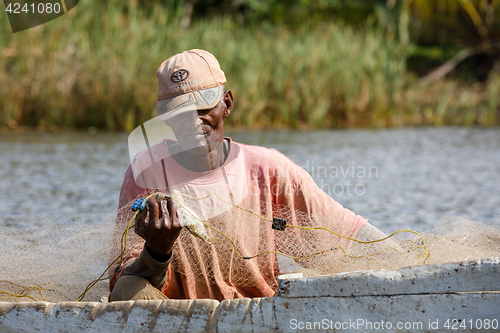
xmin=109 ymin=49 xmax=383 ymax=302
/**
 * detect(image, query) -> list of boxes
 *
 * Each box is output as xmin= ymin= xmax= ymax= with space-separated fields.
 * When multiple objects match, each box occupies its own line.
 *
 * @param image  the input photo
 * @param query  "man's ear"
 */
xmin=223 ymin=90 xmax=233 ymax=118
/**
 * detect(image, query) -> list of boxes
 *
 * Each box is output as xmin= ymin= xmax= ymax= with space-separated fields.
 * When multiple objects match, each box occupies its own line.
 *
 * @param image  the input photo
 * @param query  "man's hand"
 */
xmin=134 ymin=194 xmax=183 ymax=262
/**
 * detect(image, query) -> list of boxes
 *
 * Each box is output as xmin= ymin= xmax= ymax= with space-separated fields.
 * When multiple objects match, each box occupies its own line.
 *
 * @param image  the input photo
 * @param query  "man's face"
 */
xmin=167 ymin=90 xmax=233 ymax=154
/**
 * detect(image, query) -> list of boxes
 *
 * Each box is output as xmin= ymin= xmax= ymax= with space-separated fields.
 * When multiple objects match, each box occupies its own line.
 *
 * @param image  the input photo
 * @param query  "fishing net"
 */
xmin=1 ymin=198 xmax=500 ymax=303
xmin=113 ymin=193 xmax=500 ymax=288
xmin=0 ymin=212 xmax=115 ymax=302
xmin=1 ymin=114 xmax=499 ymax=302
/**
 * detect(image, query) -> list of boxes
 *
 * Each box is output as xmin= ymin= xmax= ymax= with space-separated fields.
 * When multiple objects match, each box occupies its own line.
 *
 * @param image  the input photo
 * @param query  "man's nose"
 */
xmin=183 ymin=115 xmax=202 ymax=129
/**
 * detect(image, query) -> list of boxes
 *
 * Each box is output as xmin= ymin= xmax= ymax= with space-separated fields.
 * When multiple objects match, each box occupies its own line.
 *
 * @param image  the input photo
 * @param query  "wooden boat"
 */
xmin=1 ymin=257 xmax=499 ymax=332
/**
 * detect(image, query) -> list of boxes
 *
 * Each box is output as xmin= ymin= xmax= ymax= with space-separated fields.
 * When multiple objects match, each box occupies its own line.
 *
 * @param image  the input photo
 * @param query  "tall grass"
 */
xmin=0 ymin=0 xmax=498 ymax=131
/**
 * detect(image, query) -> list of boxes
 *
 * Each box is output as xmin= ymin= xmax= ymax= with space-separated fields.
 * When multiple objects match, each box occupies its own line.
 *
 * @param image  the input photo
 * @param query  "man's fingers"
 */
xmin=134 ymin=208 xmax=147 ymax=236
xmin=159 ymin=199 xmax=171 ymax=228
xmin=146 ymin=197 xmax=160 ymax=224
xmin=167 ymin=198 xmax=183 ymax=228
xmin=135 ymin=207 xmax=147 ymax=224
xmin=136 ymin=195 xmax=181 ymax=235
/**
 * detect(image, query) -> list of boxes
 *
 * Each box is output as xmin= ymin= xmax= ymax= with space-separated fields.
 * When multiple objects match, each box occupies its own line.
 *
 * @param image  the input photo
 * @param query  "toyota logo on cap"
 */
xmin=171 ymin=69 xmax=189 ymax=83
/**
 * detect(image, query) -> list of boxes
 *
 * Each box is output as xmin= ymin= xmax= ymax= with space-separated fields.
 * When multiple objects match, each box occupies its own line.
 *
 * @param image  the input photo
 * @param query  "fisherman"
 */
xmin=109 ymin=49 xmax=387 ymax=301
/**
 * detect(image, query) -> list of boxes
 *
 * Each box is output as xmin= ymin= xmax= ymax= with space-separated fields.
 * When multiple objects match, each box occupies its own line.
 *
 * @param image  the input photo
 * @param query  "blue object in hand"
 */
xmin=131 ymin=198 xmax=147 ymax=211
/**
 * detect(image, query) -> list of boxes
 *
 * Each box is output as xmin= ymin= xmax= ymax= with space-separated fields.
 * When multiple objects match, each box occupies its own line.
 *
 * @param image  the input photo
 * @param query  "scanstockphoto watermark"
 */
xmin=301 ymin=160 xmax=379 ymax=197
xmin=289 ymin=318 xmax=499 ymax=331
xmin=290 ymin=318 xmax=424 ymax=331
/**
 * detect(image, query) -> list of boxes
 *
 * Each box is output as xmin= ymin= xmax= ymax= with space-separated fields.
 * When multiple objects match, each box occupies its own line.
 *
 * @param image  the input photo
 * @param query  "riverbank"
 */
xmin=1 ymin=1 xmax=499 ymax=131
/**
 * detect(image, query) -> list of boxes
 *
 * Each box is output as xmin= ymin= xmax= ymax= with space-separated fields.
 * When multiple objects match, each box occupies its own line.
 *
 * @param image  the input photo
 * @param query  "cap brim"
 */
xmin=157 ymin=85 xmax=223 ymax=121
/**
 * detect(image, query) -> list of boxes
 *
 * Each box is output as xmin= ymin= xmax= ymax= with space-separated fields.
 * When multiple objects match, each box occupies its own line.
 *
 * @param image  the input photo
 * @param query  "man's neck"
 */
xmin=168 ymin=138 xmax=230 ymax=172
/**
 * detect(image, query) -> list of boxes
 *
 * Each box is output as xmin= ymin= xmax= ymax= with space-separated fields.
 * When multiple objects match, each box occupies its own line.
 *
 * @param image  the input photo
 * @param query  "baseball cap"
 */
xmin=156 ymin=49 xmax=226 ymax=120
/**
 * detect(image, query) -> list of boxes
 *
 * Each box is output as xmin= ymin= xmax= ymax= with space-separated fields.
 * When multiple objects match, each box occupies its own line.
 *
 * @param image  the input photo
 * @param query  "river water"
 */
xmin=1 ymin=127 xmax=499 ymax=233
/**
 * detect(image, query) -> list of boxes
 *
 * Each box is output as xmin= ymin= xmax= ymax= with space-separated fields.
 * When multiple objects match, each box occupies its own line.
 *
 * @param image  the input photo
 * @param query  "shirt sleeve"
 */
xmin=121 ymin=245 xmax=173 ymax=290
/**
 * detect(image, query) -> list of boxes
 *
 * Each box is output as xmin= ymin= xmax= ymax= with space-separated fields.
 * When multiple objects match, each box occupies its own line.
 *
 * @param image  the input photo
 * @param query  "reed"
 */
xmin=0 ymin=0 xmax=498 ymax=131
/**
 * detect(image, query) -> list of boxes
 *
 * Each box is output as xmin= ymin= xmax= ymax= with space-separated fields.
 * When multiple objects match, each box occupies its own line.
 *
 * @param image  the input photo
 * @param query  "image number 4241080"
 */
xmin=3 ymin=0 xmax=79 ymax=33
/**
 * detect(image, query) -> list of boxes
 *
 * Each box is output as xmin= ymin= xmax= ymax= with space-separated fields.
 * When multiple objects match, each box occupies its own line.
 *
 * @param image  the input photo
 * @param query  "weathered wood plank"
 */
xmin=273 ymin=293 xmax=500 ymax=333
xmin=0 ymin=299 xmax=220 ymax=333
xmin=278 ymin=257 xmax=500 ymax=298
xmin=2 ymin=293 xmax=499 ymax=333
xmin=1 ymin=257 xmax=499 ymax=332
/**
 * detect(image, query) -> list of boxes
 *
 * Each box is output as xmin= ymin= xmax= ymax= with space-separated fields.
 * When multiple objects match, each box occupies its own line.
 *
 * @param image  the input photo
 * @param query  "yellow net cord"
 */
xmin=2 ymin=191 xmax=433 ymax=302
xmin=79 ymin=192 xmax=430 ymax=301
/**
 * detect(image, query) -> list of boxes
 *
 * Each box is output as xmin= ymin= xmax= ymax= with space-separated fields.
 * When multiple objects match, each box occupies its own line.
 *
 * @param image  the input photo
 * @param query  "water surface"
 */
xmin=1 ymin=127 xmax=499 ymax=233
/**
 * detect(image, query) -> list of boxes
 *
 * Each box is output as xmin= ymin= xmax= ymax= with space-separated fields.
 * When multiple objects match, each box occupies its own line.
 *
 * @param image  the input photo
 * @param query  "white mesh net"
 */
xmin=0 ymin=212 xmax=115 ymax=302
xmin=110 ymin=192 xmax=500 ymax=298
xmin=1 ymin=198 xmax=499 ymax=303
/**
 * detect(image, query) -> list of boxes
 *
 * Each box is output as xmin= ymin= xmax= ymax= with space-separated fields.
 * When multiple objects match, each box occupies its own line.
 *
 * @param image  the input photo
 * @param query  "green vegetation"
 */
xmin=0 ymin=0 xmax=499 ymax=131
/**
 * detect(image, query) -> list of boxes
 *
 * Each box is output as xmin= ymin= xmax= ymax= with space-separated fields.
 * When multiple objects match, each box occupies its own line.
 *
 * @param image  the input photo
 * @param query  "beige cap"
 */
xmin=156 ymin=49 xmax=226 ymax=120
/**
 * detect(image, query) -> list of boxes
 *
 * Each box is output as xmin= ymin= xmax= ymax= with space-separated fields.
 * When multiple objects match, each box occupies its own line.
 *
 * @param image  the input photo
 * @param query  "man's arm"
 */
xmin=119 ymin=242 xmax=173 ymax=290
xmin=134 ymin=195 xmax=183 ymax=262
xmin=109 ymin=166 xmax=182 ymax=292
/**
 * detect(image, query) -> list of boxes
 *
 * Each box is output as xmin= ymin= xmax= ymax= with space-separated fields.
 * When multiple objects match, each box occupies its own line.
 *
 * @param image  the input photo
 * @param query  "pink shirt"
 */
xmin=111 ymin=138 xmax=367 ymax=300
